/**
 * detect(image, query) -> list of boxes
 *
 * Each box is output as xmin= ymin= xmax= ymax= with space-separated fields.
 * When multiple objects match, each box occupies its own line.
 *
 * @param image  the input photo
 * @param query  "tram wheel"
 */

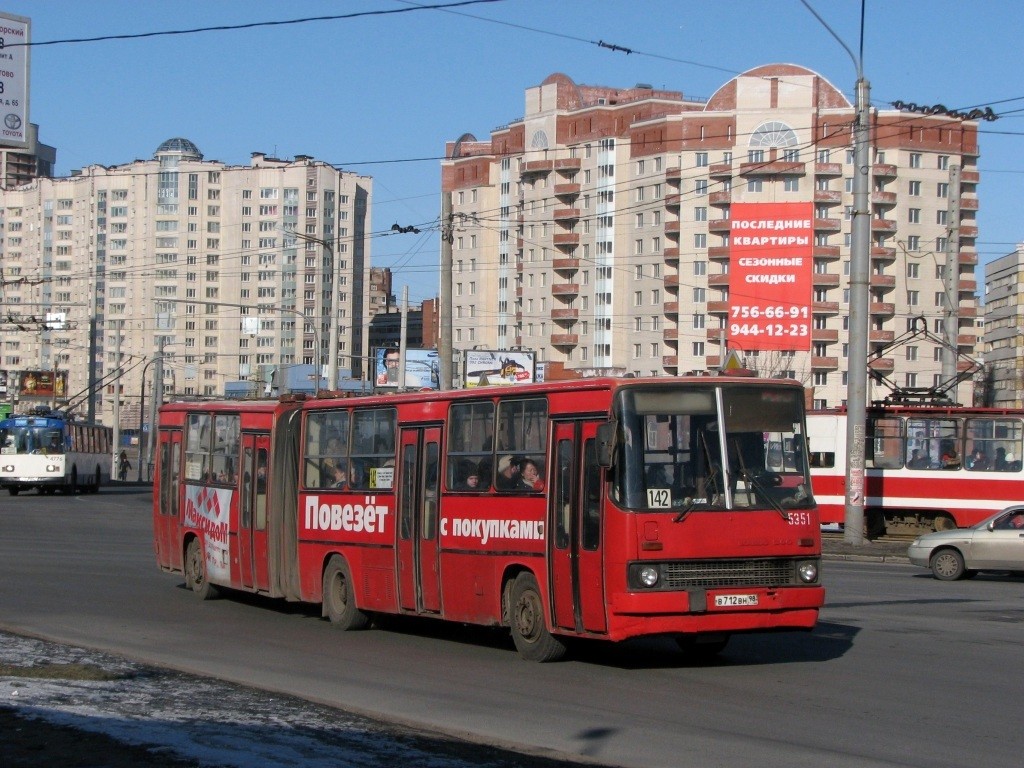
xmin=933 ymin=514 xmax=956 ymax=531
xmin=509 ymin=573 xmax=566 ymax=662
xmin=322 ymin=556 xmax=369 ymax=630
xmin=184 ymin=538 xmax=219 ymax=600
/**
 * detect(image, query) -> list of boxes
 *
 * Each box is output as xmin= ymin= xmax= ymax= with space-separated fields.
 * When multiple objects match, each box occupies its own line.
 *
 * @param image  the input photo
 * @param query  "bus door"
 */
xmin=238 ymin=434 xmax=271 ymax=591
xmin=549 ymin=420 xmax=608 ymax=635
xmin=154 ymin=430 xmax=183 ymax=571
xmin=396 ymin=425 xmax=442 ymax=614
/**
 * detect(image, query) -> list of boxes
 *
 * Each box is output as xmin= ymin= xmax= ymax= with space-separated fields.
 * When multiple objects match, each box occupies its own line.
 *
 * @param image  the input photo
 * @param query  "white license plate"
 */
xmin=714 ymin=594 xmax=758 ymax=607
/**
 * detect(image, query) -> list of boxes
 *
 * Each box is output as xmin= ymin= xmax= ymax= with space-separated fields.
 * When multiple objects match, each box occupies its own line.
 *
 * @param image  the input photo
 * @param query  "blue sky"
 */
xmin=3 ymin=1 xmax=1021 ymax=305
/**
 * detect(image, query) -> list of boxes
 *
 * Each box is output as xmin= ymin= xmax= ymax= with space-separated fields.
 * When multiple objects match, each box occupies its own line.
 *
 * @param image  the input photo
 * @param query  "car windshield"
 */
xmin=612 ymin=383 xmax=813 ymax=513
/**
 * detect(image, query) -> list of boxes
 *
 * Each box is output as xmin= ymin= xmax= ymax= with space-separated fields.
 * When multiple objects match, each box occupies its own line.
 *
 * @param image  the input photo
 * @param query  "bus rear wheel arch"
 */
xmin=322 ymin=555 xmax=369 ymax=630
xmin=508 ymin=572 xmax=566 ymax=662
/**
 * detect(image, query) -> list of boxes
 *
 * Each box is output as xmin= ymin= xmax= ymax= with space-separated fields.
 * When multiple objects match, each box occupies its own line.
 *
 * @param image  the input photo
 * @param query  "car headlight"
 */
xmin=797 ymin=561 xmax=819 ymax=583
xmin=638 ymin=565 xmax=660 ymax=587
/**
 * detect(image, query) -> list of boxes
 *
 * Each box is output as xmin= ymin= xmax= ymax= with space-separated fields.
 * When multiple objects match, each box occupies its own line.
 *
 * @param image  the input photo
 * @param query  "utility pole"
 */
xmin=941 ymin=165 xmax=962 ymax=398
xmin=146 ymin=337 xmax=163 ymax=483
xmin=112 ymin=322 xmax=122 ymax=479
xmin=439 ymin=192 xmax=454 ymax=391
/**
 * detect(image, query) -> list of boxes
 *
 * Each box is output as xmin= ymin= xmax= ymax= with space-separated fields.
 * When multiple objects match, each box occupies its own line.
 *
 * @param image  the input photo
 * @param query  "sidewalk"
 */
xmin=821 ymin=535 xmax=909 ymax=563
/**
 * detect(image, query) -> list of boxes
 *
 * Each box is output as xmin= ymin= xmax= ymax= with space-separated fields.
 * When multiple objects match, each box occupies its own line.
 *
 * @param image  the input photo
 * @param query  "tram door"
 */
xmin=154 ymin=431 xmax=183 ymax=571
xmin=396 ymin=425 xmax=442 ymax=614
xmin=549 ymin=420 xmax=608 ymax=634
xmin=238 ymin=434 xmax=271 ymax=591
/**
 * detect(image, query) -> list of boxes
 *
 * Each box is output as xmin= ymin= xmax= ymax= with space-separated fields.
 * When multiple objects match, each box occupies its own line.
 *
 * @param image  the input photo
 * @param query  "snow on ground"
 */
xmin=0 ymin=631 xmax=562 ymax=768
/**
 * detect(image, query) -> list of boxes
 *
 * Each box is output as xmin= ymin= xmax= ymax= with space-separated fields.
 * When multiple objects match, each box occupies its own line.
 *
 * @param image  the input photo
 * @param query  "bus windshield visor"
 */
xmin=614 ymin=385 xmax=813 ymax=512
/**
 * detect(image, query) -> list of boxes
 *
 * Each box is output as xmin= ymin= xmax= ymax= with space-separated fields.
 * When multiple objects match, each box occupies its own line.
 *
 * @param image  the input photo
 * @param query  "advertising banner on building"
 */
xmin=0 ymin=13 xmax=30 ymax=148
xmin=727 ymin=202 xmax=813 ymax=351
xmin=17 ymin=370 xmax=67 ymax=399
xmin=374 ymin=348 xmax=440 ymax=390
xmin=463 ymin=350 xmax=535 ymax=387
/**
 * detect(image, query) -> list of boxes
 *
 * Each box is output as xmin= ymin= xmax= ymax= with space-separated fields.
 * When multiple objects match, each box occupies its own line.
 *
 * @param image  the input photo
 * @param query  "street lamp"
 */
xmin=801 ymin=1 xmax=871 ymax=545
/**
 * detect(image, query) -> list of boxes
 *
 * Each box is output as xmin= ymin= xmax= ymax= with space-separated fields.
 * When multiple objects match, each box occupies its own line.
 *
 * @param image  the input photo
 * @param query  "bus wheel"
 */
xmin=61 ymin=469 xmax=77 ymax=495
xmin=88 ymin=468 xmax=101 ymax=493
xmin=184 ymin=538 xmax=218 ymax=600
xmin=509 ymin=573 xmax=566 ymax=662
xmin=322 ymin=556 xmax=369 ymax=630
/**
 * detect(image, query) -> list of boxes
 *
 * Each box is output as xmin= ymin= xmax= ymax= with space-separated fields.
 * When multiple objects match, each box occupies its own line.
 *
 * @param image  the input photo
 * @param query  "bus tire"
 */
xmin=509 ymin=573 xmax=566 ymax=662
xmin=88 ymin=467 xmax=101 ymax=493
xmin=184 ymin=538 xmax=219 ymax=600
xmin=61 ymin=469 xmax=78 ymax=495
xmin=322 ymin=556 xmax=369 ymax=630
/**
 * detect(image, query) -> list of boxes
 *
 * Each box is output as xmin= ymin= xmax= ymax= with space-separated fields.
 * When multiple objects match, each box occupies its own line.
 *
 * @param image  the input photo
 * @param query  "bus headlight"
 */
xmin=797 ymin=561 xmax=819 ymax=583
xmin=638 ymin=565 xmax=660 ymax=587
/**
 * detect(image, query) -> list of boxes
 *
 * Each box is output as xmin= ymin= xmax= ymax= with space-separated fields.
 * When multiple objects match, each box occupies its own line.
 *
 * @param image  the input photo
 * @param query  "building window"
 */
xmin=909 ymin=152 xmax=922 ymax=168
xmin=908 ymin=208 xmax=920 ymax=224
xmin=908 ymin=180 xmax=921 ymax=196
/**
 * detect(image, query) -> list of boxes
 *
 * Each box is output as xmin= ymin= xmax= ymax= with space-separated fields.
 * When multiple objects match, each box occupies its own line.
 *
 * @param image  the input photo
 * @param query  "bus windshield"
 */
xmin=1 ymin=424 xmax=65 ymax=455
xmin=614 ymin=384 xmax=812 ymax=512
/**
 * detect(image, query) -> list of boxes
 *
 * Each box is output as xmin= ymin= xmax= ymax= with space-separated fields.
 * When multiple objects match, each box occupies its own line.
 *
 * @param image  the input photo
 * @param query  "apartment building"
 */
xmin=0 ymin=137 xmax=372 ymax=428
xmin=983 ymin=244 xmax=1024 ymax=407
xmin=0 ymin=123 xmax=56 ymax=189
xmin=442 ymin=67 xmax=981 ymax=406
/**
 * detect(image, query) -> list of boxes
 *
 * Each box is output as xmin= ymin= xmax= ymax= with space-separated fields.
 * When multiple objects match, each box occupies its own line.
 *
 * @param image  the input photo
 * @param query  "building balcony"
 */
xmin=552 ymin=257 xmax=580 ymax=272
xmin=709 ymin=219 xmax=731 ymax=233
xmin=663 ymin=274 xmax=680 ymax=290
xmin=959 ymin=278 xmax=977 ymax=292
xmin=814 ymin=189 xmax=842 ymax=205
xmin=522 ymin=160 xmax=553 ymax=175
xmin=957 ymin=333 xmax=976 ymax=346
xmin=553 ymin=232 xmax=580 ymax=249
xmin=961 ymin=196 xmax=979 ymax=211
xmin=873 ymin=163 xmax=897 ymax=179
xmin=664 ymin=301 xmax=679 ymax=316
xmin=813 ymin=329 xmax=839 ymax=342
xmin=815 ymin=162 xmax=844 ymax=176
xmin=551 ymin=283 xmax=580 ymax=297
xmin=553 ymin=158 xmax=582 ymax=174
xmin=709 ymin=190 xmax=732 ymax=206
xmin=812 ymin=357 xmax=840 ymax=370
xmin=739 ymin=160 xmax=805 ymax=176
xmin=665 ymin=193 xmax=681 ymax=208
xmin=553 ymin=208 xmax=580 ymax=221
xmin=554 ymin=182 xmax=581 ymax=198
xmin=870 ymin=274 xmax=896 ymax=289
xmin=959 ymin=224 xmax=979 ymax=238
xmin=708 ymin=273 xmax=730 ymax=287
xmin=872 ymin=246 xmax=897 ymax=262
xmin=708 ymin=301 xmax=730 ymax=314
xmin=662 ymin=355 xmax=679 ymax=369
xmin=550 ymin=333 xmax=579 ymax=347
xmin=665 ymin=220 xmax=682 ymax=234
xmin=665 ymin=167 xmax=683 ymax=183
xmin=871 ymin=218 xmax=897 ymax=233
xmin=814 ymin=218 xmax=842 ymax=231
xmin=551 ymin=308 xmax=579 ymax=322
xmin=709 ymin=162 xmax=733 ymax=178
xmin=870 ymin=302 xmax=895 ymax=315
xmin=813 ymin=273 xmax=841 ymax=288
xmin=708 ymin=246 xmax=730 ymax=260
xmin=961 ymin=170 xmax=980 ymax=184
xmin=663 ymin=247 xmax=680 ymax=264
xmin=958 ymin=306 xmax=978 ymax=318
xmin=869 ymin=357 xmax=895 ymax=373
xmin=870 ymin=329 xmax=895 ymax=343
xmin=871 ymin=190 xmax=898 ymax=207
xmin=663 ymin=328 xmax=679 ymax=342
xmin=813 ymin=301 xmax=841 ymax=314
xmin=959 ymin=250 xmax=978 ymax=266
xmin=515 ymin=286 xmax=523 ymax=298
xmin=814 ymin=245 xmax=842 ymax=260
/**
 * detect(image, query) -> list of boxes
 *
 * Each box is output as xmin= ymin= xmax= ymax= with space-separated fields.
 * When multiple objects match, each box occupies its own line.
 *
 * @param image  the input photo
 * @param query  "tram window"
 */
xmin=905 ymin=417 xmax=960 ymax=470
xmin=965 ymin=417 xmax=1023 ymax=472
xmin=866 ymin=417 xmax=902 ymax=469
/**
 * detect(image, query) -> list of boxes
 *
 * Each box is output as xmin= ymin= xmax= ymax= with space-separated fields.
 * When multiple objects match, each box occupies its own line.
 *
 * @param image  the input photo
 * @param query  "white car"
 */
xmin=907 ymin=505 xmax=1024 ymax=580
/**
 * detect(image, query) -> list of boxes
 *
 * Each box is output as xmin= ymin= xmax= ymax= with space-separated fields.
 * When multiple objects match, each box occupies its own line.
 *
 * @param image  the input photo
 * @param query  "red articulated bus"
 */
xmin=154 ymin=377 xmax=823 ymax=661
xmin=808 ymin=405 xmax=1024 ymax=537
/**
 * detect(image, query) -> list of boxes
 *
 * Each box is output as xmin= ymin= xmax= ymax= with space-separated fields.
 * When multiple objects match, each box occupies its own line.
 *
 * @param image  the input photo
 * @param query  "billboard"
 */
xmin=0 ymin=13 xmax=30 ymax=148
xmin=463 ymin=350 xmax=536 ymax=387
xmin=374 ymin=348 xmax=440 ymax=390
xmin=18 ymin=370 xmax=67 ymax=399
xmin=727 ymin=202 xmax=813 ymax=351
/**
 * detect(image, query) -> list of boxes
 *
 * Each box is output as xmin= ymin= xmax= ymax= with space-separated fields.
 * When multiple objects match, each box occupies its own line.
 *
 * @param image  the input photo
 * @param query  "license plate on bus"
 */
xmin=714 ymin=594 xmax=758 ymax=607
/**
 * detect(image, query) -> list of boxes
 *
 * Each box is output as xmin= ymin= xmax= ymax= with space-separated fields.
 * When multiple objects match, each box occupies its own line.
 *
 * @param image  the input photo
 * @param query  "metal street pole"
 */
xmin=800 ymin=0 xmax=870 ymax=543
xmin=439 ymin=192 xmax=454 ymax=391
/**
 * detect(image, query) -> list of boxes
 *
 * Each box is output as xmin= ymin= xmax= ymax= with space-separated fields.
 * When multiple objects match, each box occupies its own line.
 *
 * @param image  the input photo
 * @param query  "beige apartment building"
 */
xmin=442 ymin=67 xmax=981 ymax=406
xmin=982 ymin=244 xmax=1024 ymax=407
xmin=0 ymin=137 xmax=372 ymax=428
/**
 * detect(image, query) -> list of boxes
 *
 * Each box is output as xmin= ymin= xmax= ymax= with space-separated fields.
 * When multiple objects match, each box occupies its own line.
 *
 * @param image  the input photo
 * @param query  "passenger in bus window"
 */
xmin=520 ymin=458 xmax=544 ymax=492
xmin=455 ymin=459 xmax=480 ymax=490
xmin=328 ymin=461 xmax=348 ymax=488
xmin=967 ymin=448 xmax=990 ymax=471
xmin=496 ymin=455 xmax=522 ymax=490
xmin=994 ymin=447 xmax=1009 ymax=471
xmin=907 ymin=449 xmax=928 ymax=469
xmin=940 ymin=442 xmax=960 ymax=469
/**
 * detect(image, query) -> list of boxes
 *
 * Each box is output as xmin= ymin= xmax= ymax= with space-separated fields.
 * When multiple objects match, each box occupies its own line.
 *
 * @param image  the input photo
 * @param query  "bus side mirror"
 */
xmin=596 ymin=421 xmax=616 ymax=468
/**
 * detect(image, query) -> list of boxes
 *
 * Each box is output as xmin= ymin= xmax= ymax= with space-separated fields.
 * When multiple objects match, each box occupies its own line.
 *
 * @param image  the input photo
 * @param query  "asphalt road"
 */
xmin=1 ymin=487 xmax=1022 ymax=768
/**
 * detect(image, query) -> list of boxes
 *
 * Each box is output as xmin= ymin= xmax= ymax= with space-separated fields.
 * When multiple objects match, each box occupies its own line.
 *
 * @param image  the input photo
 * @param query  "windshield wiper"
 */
xmin=736 ymin=468 xmax=790 ymax=521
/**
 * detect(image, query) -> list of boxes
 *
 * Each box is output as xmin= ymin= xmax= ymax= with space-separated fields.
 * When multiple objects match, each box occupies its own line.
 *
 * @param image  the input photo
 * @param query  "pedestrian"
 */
xmin=118 ymin=450 xmax=132 ymax=481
